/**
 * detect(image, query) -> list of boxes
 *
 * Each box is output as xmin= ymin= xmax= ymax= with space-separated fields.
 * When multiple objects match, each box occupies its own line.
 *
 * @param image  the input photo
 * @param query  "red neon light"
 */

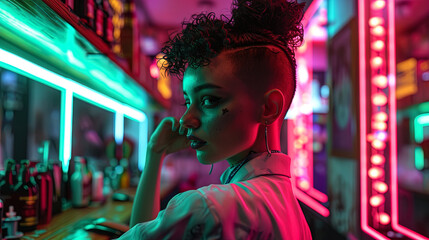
xmin=294 ymin=188 xmax=330 ymax=217
xmin=358 ymin=0 xmax=389 ymax=238
xmin=388 ymin=0 xmax=429 ymax=238
xmin=307 ymin=188 xmax=328 ymax=203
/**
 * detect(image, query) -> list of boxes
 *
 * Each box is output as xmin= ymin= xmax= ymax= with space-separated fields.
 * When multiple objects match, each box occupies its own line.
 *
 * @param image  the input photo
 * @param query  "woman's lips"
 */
xmin=187 ymin=135 xmax=207 ymax=150
xmin=190 ymin=141 xmax=207 ymax=149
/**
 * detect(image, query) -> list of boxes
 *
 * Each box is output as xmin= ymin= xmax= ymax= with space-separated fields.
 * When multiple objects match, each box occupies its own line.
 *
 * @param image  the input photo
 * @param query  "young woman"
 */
xmin=119 ymin=0 xmax=312 ymax=239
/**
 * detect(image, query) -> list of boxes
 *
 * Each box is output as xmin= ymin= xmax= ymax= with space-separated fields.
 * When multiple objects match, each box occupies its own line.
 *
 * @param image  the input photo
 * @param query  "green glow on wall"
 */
xmin=0 ymin=0 xmax=150 ymax=111
xmin=0 ymin=48 xmax=148 ymax=172
xmin=414 ymin=113 xmax=429 ymax=170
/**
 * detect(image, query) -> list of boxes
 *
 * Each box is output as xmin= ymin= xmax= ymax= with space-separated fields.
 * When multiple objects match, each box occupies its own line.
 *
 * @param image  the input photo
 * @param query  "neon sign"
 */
xmin=358 ymin=0 xmax=428 ymax=238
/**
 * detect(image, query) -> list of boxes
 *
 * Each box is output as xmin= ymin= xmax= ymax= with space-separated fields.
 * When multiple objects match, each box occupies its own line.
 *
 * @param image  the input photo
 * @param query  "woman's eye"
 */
xmin=182 ymin=100 xmax=190 ymax=108
xmin=201 ymin=96 xmax=220 ymax=107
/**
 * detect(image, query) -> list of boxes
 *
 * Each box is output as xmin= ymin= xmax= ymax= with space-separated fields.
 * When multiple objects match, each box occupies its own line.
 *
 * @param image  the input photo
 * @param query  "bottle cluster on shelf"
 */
xmin=0 ymin=155 xmax=131 ymax=237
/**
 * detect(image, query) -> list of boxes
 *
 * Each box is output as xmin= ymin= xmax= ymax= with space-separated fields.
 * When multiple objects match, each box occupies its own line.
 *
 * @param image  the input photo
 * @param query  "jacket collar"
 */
xmin=220 ymin=152 xmax=291 ymax=184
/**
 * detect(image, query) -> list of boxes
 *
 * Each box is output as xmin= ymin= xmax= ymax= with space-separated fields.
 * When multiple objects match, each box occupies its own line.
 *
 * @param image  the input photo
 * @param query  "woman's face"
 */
xmin=181 ymin=54 xmax=263 ymax=165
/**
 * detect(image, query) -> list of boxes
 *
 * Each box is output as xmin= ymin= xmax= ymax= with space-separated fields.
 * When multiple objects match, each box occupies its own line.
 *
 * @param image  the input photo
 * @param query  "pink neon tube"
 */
xmin=358 ymin=0 xmax=389 ymax=239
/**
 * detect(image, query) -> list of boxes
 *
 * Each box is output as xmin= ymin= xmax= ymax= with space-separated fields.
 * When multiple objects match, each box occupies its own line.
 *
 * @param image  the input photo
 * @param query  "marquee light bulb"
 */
xmin=372 ymin=139 xmax=386 ymax=150
xmin=298 ymin=179 xmax=310 ymax=191
xmin=372 ymin=93 xmax=388 ymax=106
xmin=374 ymin=112 xmax=388 ymax=122
xmin=373 ymin=181 xmax=388 ymax=193
xmin=378 ymin=212 xmax=390 ymax=225
xmin=372 ymin=75 xmax=388 ymax=88
xmin=368 ymin=167 xmax=384 ymax=179
xmin=371 ymin=40 xmax=385 ymax=51
xmin=372 ymin=121 xmax=387 ymax=131
xmin=371 ymin=0 xmax=386 ymax=10
xmin=369 ymin=194 xmax=385 ymax=207
xmin=371 ymin=57 xmax=383 ymax=68
xmin=371 ymin=26 xmax=386 ymax=36
xmin=371 ymin=154 xmax=385 ymax=165
xmin=369 ymin=17 xmax=384 ymax=27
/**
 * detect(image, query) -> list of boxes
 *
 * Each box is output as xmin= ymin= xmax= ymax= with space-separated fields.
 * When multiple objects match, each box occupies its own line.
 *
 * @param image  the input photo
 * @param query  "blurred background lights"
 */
xmin=372 ymin=75 xmax=388 ymax=88
xmin=373 ymin=181 xmax=388 ymax=193
xmin=368 ymin=167 xmax=384 ymax=179
xmin=372 ymin=93 xmax=388 ymax=106
xmin=371 ymin=56 xmax=383 ymax=68
xmin=371 ymin=26 xmax=386 ymax=36
xmin=371 ymin=154 xmax=385 ymax=165
xmin=149 ymin=62 xmax=160 ymax=79
xmin=372 ymin=139 xmax=386 ymax=150
xmin=369 ymin=17 xmax=384 ymax=27
xmin=372 ymin=121 xmax=388 ymax=131
xmin=298 ymin=179 xmax=310 ymax=191
xmin=374 ymin=131 xmax=388 ymax=141
xmin=371 ymin=0 xmax=386 ymax=10
xmin=369 ymin=194 xmax=385 ymax=207
xmin=374 ymin=112 xmax=388 ymax=122
xmin=371 ymin=40 xmax=385 ymax=51
xmin=378 ymin=213 xmax=391 ymax=225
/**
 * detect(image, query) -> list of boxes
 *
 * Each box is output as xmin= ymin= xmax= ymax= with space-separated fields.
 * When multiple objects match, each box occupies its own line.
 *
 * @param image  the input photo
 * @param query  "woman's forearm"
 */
xmin=129 ymin=147 xmax=165 ymax=228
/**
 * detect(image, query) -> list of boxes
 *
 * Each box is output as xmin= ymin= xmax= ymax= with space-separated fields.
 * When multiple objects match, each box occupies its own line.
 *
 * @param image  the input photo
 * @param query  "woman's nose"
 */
xmin=179 ymin=109 xmax=200 ymax=130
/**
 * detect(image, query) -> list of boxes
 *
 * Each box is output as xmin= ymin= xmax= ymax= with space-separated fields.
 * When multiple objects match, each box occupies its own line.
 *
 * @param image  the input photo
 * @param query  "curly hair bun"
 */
xmin=231 ymin=0 xmax=305 ymax=49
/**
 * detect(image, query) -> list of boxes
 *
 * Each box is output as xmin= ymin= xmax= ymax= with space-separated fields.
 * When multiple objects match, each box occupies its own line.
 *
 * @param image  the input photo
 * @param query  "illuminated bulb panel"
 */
xmin=359 ymin=0 xmax=429 ymax=239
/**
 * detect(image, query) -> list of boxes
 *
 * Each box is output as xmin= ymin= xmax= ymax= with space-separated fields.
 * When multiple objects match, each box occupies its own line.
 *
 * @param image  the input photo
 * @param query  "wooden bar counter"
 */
xmin=23 ymin=191 xmax=134 ymax=240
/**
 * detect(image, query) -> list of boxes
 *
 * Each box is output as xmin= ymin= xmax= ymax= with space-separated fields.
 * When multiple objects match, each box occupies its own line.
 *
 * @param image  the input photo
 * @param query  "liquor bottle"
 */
xmin=36 ymin=163 xmax=53 ymax=225
xmin=49 ymin=163 xmax=63 ymax=215
xmin=0 ymin=159 xmax=16 ymax=218
xmin=14 ymin=160 xmax=39 ymax=232
xmin=71 ymin=157 xmax=90 ymax=207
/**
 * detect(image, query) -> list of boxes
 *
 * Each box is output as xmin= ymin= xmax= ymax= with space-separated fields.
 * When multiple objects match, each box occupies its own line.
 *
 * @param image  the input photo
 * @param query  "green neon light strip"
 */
xmin=60 ymin=90 xmax=73 ymax=172
xmin=115 ymin=112 xmax=124 ymax=145
xmin=415 ymin=147 xmax=424 ymax=170
xmin=0 ymin=48 xmax=148 ymax=171
xmin=414 ymin=113 xmax=429 ymax=170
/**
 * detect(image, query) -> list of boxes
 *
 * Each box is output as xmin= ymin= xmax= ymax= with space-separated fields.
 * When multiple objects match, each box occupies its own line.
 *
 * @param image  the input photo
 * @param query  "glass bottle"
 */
xmin=0 ymin=159 xmax=16 ymax=218
xmin=36 ymin=163 xmax=53 ymax=225
xmin=14 ymin=160 xmax=39 ymax=232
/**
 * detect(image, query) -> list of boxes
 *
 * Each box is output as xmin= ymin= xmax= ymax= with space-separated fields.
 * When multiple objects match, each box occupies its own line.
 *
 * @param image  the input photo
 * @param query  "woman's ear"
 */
xmin=262 ymin=89 xmax=285 ymax=124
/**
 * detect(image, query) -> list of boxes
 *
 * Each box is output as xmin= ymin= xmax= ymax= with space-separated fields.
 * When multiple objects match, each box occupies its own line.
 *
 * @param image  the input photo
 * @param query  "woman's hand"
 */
xmin=148 ymin=117 xmax=190 ymax=155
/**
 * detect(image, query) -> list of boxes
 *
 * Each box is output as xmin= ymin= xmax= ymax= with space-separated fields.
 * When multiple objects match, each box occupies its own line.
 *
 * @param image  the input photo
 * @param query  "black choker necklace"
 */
xmin=225 ymin=150 xmax=281 ymax=184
